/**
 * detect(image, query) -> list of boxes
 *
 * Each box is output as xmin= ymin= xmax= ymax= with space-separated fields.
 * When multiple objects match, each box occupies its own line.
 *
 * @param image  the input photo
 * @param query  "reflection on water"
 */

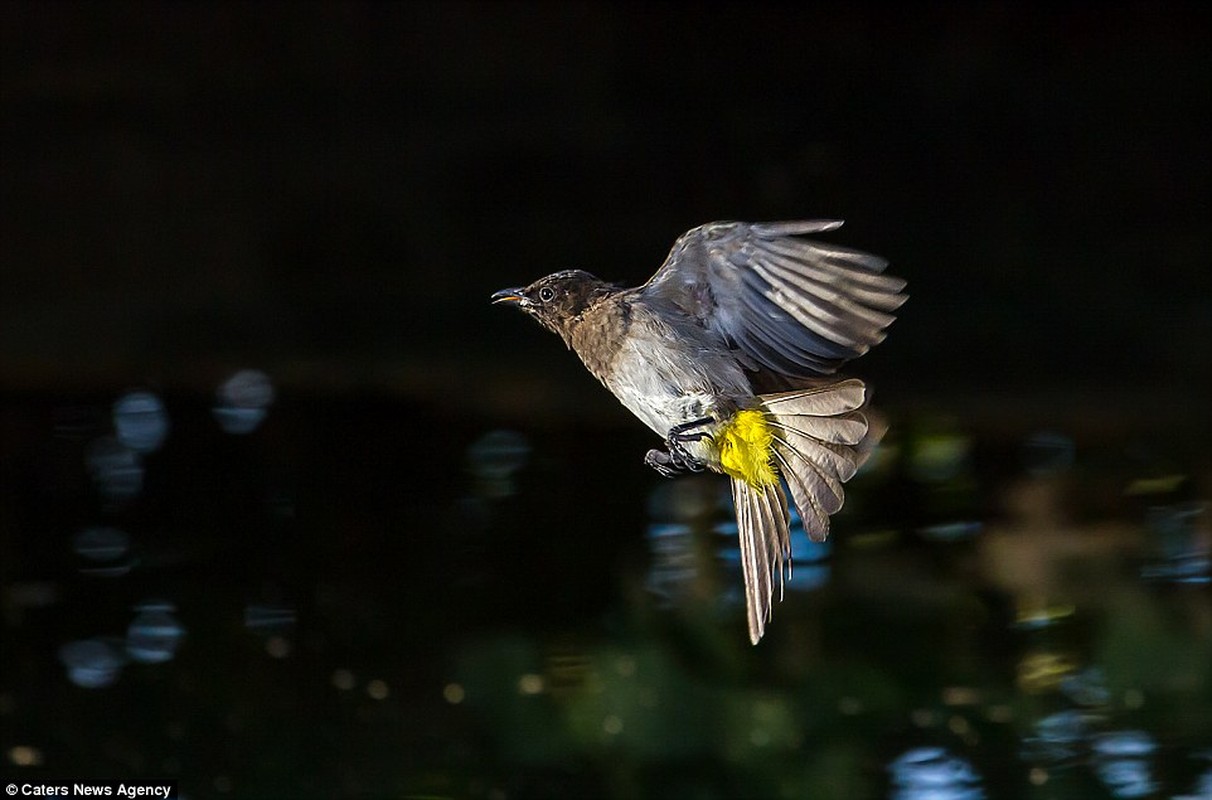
xmin=1060 ymin=666 xmax=1112 ymax=708
xmin=58 ymin=637 xmax=125 ymax=689
xmin=1022 ymin=709 xmax=1090 ymax=763
xmin=1092 ymin=730 xmax=1158 ymax=798
xmin=918 ymin=520 xmax=983 ymax=543
xmin=1143 ymin=502 xmax=1210 ymax=585
xmin=1188 ymin=752 xmax=1212 ymax=800
xmin=1021 ymin=430 xmax=1075 ymax=477
xmin=644 ymin=478 xmax=728 ymax=610
xmin=243 ymin=603 xmax=297 ymax=633
xmin=212 ymin=369 xmax=275 ymax=434
xmin=2 ymin=391 xmax=1210 ymax=798
xmin=715 ymin=509 xmax=833 ymax=594
xmin=86 ymin=435 xmax=144 ymax=501
xmin=72 ymin=525 xmax=134 ymax=577
xmin=907 ymin=424 xmax=971 ymax=483
xmin=467 ymin=428 xmax=531 ymax=498
xmin=113 ymin=390 xmax=170 ymax=454
xmin=86 ymin=389 xmax=173 ymax=504
xmin=126 ymin=601 xmax=185 ymax=664
xmin=644 ymin=520 xmax=698 ymax=608
xmin=645 ymin=477 xmax=834 ymax=612
xmin=888 ymin=746 xmax=984 ymax=799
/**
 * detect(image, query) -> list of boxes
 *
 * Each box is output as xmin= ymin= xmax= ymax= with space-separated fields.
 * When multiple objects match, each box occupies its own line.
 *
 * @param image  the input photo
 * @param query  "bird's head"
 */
xmin=491 ymin=270 xmax=613 ymax=343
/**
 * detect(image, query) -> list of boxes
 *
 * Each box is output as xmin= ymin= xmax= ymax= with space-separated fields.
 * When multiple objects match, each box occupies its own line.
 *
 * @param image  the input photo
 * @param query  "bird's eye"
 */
xmin=538 ymin=287 xmax=555 ymax=303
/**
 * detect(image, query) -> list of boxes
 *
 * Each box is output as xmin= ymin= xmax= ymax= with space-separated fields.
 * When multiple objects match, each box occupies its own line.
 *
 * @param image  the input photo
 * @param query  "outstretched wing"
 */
xmin=640 ymin=220 xmax=907 ymax=378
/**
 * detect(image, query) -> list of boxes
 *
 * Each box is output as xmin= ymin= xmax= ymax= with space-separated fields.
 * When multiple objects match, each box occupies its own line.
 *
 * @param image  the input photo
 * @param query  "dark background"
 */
xmin=2 ymin=3 xmax=1210 ymax=799
xmin=2 ymin=2 xmax=1209 ymax=405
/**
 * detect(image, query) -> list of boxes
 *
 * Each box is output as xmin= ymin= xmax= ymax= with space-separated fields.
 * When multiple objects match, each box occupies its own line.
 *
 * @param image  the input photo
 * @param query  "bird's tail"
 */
xmin=728 ymin=378 xmax=876 ymax=643
xmin=762 ymin=378 xmax=872 ymax=542
xmin=730 ymin=477 xmax=792 ymax=644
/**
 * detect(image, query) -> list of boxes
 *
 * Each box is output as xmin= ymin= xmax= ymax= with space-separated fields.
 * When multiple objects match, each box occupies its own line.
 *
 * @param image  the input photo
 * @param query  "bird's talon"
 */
xmin=669 ymin=416 xmax=714 ymax=441
xmin=666 ymin=436 xmax=707 ymax=474
xmin=644 ymin=449 xmax=681 ymax=479
xmin=645 ymin=445 xmax=707 ymax=477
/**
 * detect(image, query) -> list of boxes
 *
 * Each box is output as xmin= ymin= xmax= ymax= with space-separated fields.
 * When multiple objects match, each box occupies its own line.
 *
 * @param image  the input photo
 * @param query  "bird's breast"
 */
xmin=593 ymin=308 xmax=752 ymax=443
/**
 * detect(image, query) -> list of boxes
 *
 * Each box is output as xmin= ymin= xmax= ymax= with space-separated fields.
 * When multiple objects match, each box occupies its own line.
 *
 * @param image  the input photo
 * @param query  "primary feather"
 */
xmin=641 ymin=220 xmax=907 ymax=380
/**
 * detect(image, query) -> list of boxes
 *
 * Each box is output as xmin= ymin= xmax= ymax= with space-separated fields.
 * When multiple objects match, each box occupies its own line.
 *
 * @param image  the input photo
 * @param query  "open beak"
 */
xmin=491 ymin=287 xmax=527 ymax=305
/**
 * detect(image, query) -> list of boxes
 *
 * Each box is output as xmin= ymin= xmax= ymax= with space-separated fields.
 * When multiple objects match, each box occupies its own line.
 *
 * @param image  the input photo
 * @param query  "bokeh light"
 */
xmin=86 ymin=436 xmax=143 ymax=501
xmin=888 ymin=746 xmax=984 ymax=800
xmin=59 ymin=638 xmax=125 ymax=689
xmin=113 ymin=391 xmax=170 ymax=454
xmin=7 ymin=745 xmax=44 ymax=767
xmin=1021 ymin=430 xmax=1075 ymax=476
xmin=1142 ymin=502 xmax=1209 ymax=584
xmin=1021 ymin=709 xmax=1090 ymax=762
xmin=467 ymin=429 xmax=531 ymax=498
xmin=72 ymin=526 xmax=133 ymax=577
xmin=1093 ymin=730 xmax=1158 ymax=798
xmin=243 ymin=603 xmax=297 ymax=632
xmin=126 ymin=601 xmax=185 ymax=664
xmin=213 ymin=369 xmax=275 ymax=434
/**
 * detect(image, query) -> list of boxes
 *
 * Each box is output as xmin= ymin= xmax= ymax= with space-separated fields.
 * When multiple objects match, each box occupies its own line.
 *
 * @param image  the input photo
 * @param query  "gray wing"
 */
xmin=640 ymin=220 xmax=907 ymax=377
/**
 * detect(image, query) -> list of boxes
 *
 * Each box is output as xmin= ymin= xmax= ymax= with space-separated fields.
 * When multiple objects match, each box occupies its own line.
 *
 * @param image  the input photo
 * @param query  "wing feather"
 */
xmin=739 ymin=268 xmax=861 ymax=358
xmin=643 ymin=220 xmax=905 ymax=378
xmin=751 ymin=255 xmax=900 ymax=331
xmin=734 ymin=279 xmax=846 ymax=373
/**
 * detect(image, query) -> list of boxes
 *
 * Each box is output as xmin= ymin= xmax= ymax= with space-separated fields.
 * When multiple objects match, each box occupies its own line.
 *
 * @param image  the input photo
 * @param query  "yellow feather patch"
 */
xmin=717 ymin=409 xmax=779 ymax=488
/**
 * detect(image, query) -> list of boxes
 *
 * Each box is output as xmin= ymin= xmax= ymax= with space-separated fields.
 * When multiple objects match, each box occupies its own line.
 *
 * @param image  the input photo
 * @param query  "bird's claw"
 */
xmin=668 ymin=416 xmax=714 ymax=444
xmin=644 ymin=447 xmax=704 ymax=478
xmin=644 ymin=417 xmax=713 ymax=478
xmin=666 ymin=437 xmax=705 ymax=472
xmin=644 ymin=449 xmax=682 ymax=478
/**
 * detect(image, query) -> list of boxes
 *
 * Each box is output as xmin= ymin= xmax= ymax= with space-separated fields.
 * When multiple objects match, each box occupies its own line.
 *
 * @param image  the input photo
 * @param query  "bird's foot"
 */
xmin=644 ymin=417 xmax=714 ymax=478
xmin=668 ymin=416 xmax=714 ymax=444
xmin=644 ymin=449 xmax=684 ymax=478
xmin=668 ymin=416 xmax=713 ymax=468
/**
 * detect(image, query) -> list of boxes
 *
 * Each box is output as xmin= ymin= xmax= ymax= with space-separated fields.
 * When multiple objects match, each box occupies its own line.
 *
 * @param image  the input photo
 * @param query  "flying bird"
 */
xmin=492 ymin=220 xmax=906 ymax=643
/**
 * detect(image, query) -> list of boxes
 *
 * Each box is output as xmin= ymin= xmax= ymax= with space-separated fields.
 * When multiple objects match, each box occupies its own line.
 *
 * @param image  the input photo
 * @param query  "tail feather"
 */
xmin=732 ymin=477 xmax=792 ymax=644
xmin=775 ymin=458 xmax=830 ymax=543
xmin=762 ymin=382 xmax=868 ymax=446
xmin=768 ymin=428 xmax=847 ymax=513
xmin=728 ymin=378 xmax=885 ymax=643
xmin=767 ymin=420 xmax=859 ymax=481
xmin=761 ymin=378 xmax=866 ymax=415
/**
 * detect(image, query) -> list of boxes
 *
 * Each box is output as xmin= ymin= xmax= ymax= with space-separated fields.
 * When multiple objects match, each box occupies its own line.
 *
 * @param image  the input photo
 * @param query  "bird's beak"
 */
xmin=491 ymin=287 xmax=527 ymax=306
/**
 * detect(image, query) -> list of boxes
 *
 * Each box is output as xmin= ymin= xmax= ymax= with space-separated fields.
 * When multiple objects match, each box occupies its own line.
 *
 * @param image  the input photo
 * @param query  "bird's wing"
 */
xmin=640 ymin=220 xmax=907 ymax=377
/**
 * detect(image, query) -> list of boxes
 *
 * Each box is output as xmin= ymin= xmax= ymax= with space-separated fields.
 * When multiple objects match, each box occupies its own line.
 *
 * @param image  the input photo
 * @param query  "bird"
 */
xmin=492 ymin=219 xmax=906 ymax=643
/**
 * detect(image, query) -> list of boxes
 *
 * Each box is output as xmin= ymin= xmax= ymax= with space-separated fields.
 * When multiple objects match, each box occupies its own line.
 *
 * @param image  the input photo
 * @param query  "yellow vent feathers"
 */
xmin=717 ymin=409 xmax=779 ymax=488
